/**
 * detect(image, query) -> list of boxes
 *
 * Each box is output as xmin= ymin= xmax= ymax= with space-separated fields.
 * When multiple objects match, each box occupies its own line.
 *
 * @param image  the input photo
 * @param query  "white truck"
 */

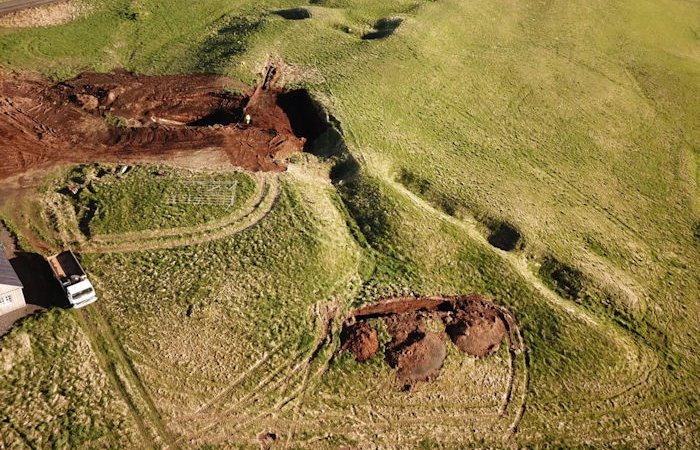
xmin=47 ymin=250 xmax=97 ymax=308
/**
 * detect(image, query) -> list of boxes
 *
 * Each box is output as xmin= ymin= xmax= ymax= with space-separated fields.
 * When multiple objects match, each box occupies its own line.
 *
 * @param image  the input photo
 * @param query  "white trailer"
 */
xmin=47 ymin=250 xmax=97 ymax=308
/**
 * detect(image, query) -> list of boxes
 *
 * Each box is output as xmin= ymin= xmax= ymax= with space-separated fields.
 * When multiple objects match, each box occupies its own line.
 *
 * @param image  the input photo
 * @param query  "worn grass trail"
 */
xmin=171 ymin=163 xmax=364 ymax=446
xmin=75 ymin=305 xmax=179 ymax=449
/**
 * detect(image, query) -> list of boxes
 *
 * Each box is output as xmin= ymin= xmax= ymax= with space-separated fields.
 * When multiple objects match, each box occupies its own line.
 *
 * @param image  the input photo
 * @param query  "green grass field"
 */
xmin=0 ymin=0 xmax=698 ymax=447
xmin=59 ymin=164 xmax=256 ymax=235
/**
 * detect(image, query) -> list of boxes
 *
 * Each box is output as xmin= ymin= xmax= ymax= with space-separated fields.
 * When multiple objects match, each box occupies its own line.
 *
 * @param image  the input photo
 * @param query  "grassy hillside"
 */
xmin=0 ymin=0 xmax=698 ymax=447
xmin=0 ymin=309 xmax=143 ymax=448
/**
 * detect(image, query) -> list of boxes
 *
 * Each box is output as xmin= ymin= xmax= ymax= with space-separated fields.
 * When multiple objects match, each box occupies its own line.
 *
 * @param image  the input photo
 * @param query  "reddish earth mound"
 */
xmin=0 ymin=67 xmax=324 ymax=180
xmin=340 ymin=295 xmax=512 ymax=386
xmin=341 ymin=321 xmax=379 ymax=362
xmin=444 ymin=300 xmax=506 ymax=357
xmin=393 ymin=332 xmax=446 ymax=384
xmin=382 ymin=311 xmax=446 ymax=384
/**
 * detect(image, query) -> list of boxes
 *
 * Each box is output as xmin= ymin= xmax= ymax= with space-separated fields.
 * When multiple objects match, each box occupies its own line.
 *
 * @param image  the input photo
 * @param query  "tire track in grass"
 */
xmin=175 ymin=347 xmax=307 ymax=446
xmin=74 ymin=308 xmax=156 ymax=449
xmin=224 ymin=306 xmax=339 ymax=444
xmin=185 ymin=343 xmax=282 ymax=418
xmin=92 ymin=174 xmax=268 ymax=242
xmin=181 ymin=303 xmax=338 ymax=446
xmin=76 ymin=305 xmax=180 ymax=450
xmin=494 ymin=303 xmax=529 ymax=439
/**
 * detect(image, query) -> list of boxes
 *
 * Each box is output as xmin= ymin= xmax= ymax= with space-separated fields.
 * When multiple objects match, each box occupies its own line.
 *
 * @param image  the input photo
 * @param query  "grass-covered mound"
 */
xmin=57 ymin=164 xmax=256 ymax=235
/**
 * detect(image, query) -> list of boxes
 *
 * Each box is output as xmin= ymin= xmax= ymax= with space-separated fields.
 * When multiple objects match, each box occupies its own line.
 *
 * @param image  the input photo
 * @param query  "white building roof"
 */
xmin=0 ymin=253 xmax=22 ymax=295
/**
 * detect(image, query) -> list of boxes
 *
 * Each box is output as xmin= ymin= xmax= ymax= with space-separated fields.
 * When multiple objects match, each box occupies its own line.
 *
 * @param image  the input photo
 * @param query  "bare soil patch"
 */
xmin=257 ymin=431 xmax=278 ymax=450
xmin=341 ymin=295 xmax=513 ymax=386
xmin=0 ymin=66 xmax=327 ymax=180
xmin=443 ymin=301 xmax=507 ymax=357
xmin=340 ymin=321 xmax=379 ymax=362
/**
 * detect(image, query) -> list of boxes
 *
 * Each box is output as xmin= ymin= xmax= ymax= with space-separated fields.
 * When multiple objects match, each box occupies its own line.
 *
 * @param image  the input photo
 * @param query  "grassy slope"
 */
xmin=243 ymin=1 xmax=699 ymax=444
xmin=0 ymin=309 xmax=142 ymax=448
xmin=79 ymin=173 xmax=364 ymax=447
xmin=0 ymin=0 xmax=698 ymax=447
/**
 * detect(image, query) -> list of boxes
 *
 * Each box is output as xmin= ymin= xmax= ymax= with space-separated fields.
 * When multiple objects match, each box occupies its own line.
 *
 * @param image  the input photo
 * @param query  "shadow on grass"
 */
xmin=10 ymin=252 xmax=68 ymax=309
xmin=362 ymin=18 xmax=403 ymax=40
xmin=193 ymin=16 xmax=264 ymax=73
xmin=274 ymin=8 xmax=311 ymax=20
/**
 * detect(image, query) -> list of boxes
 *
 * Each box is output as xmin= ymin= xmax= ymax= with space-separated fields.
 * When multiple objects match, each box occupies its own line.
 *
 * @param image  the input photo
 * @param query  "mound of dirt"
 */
xmin=444 ymin=301 xmax=506 ymax=357
xmin=340 ymin=321 xmax=379 ymax=362
xmin=382 ymin=311 xmax=447 ymax=384
xmin=341 ymin=294 xmax=515 ymax=387
xmin=393 ymin=332 xmax=446 ymax=384
xmin=0 ymin=66 xmax=327 ymax=180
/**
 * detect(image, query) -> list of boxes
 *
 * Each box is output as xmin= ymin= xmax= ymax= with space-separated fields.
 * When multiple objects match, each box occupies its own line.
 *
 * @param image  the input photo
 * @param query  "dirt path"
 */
xmin=80 ymin=174 xmax=280 ymax=253
xmin=76 ymin=305 xmax=180 ymax=449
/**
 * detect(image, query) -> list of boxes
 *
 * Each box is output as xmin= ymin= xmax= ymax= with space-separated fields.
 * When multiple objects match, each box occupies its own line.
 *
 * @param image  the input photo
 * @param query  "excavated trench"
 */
xmin=187 ymin=109 xmax=243 ymax=127
xmin=341 ymin=295 xmax=514 ymax=387
xmin=277 ymin=89 xmax=329 ymax=150
xmin=0 ymin=66 xmax=329 ymax=180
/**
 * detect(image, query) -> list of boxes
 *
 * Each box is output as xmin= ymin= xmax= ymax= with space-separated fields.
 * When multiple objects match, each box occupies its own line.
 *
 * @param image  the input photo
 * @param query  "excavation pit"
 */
xmin=341 ymin=295 xmax=513 ymax=387
xmin=186 ymin=109 xmax=244 ymax=127
xmin=0 ymin=67 xmax=325 ymax=179
xmin=274 ymin=8 xmax=311 ymax=20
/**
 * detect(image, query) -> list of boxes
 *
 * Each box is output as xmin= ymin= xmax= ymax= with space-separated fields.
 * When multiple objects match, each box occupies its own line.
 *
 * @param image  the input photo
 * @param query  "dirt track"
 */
xmin=0 ymin=68 xmax=319 ymax=180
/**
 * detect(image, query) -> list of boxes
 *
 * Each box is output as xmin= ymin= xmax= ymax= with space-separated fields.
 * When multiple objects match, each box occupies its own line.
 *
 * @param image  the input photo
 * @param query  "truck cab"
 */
xmin=47 ymin=250 xmax=97 ymax=308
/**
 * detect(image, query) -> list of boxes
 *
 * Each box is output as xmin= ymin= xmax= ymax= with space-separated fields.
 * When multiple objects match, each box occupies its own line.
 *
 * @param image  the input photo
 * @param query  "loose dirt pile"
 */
xmin=0 ymin=66 xmax=325 ymax=180
xmin=341 ymin=295 xmax=513 ymax=386
xmin=340 ymin=321 xmax=379 ymax=362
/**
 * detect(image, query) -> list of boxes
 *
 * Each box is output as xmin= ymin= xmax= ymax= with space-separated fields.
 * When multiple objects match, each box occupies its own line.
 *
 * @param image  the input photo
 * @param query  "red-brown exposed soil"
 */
xmin=443 ymin=300 xmax=507 ymax=357
xmin=382 ymin=310 xmax=447 ymax=384
xmin=340 ymin=321 xmax=379 ymax=362
xmin=257 ymin=431 xmax=278 ymax=450
xmin=340 ymin=295 xmax=513 ymax=386
xmin=393 ymin=332 xmax=446 ymax=384
xmin=0 ymin=67 xmax=321 ymax=180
